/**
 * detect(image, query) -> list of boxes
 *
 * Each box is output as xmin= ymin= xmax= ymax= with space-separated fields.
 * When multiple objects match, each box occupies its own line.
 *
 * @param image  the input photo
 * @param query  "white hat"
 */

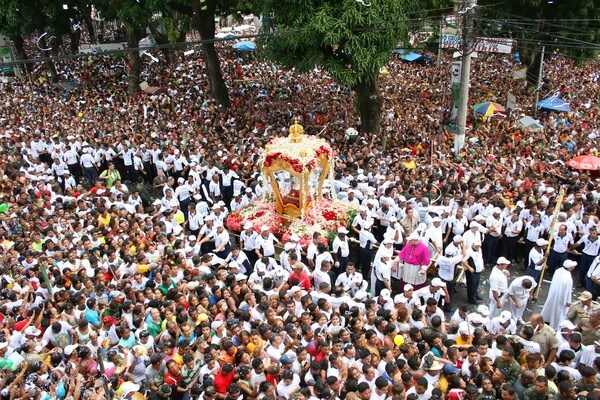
xmin=212 ymin=203 xmax=221 ymax=210
xmin=477 ymin=305 xmax=490 ymax=316
xmin=284 ymin=242 xmax=295 ymax=251
xmin=469 ymin=221 xmax=479 ymax=228
xmin=211 ymin=320 xmax=224 ymax=330
xmin=470 ymin=314 xmax=484 ymax=325
xmin=261 ymin=225 xmax=270 ymax=232
xmin=355 ymin=291 xmax=369 ymax=301
xmin=24 ymin=326 xmax=41 ymax=336
xmin=403 ymin=284 xmax=414 ymax=292
xmin=64 ymin=344 xmax=79 ymax=356
xmin=382 ymin=238 xmax=394 ymax=245
xmin=186 ymin=281 xmax=200 ymax=290
xmin=564 ymin=259 xmax=578 ymax=268
xmin=389 ymin=216 xmax=397 ymax=223
xmin=499 ymin=310 xmax=512 ymax=323
xmin=492 ymin=207 xmax=502 ymax=214
xmin=338 ymin=227 xmax=349 ymax=234
xmin=235 ymin=273 xmax=248 ymax=282
xmin=546 ymin=187 xmax=555 ymax=193
xmin=290 ymin=234 xmax=300 ymax=242
xmin=228 ymin=261 xmax=239 ymax=270
xmin=177 ymin=177 xmax=185 ymax=184
xmin=394 ymin=294 xmax=407 ymax=304
xmin=458 ymin=322 xmax=470 ymax=335
xmin=496 ymin=257 xmax=511 ymax=265
xmin=245 ymin=187 xmax=253 ymax=193
xmin=432 ymin=217 xmax=442 ymax=223
xmin=516 ymin=201 xmax=525 ymax=208
xmin=214 ymin=221 xmax=224 ymax=229
xmin=380 ymin=289 xmax=391 ymax=299
xmin=453 ymin=235 xmax=463 ymax=243
xmin=289 ymin=286 xmax=302 ymax=294
xmin=243 ymin=222 xmax=253 ymax=230
xmin=188 ymin=235 xmax=196 ymax=242
xmin=121 ymin=382 xmax=141 ymax=396
xmin=431 ymin=278 xmax=446 ymax=287
xmin=427 ymin=360 xmax=443 ymax=371
xmin=407 ymin=232 xmax=420 ymax=241
xmin=204 ymin=215 xmax=214 ymax=221
xmin=558 ymin=319 xmax=576 ymax=331
xmin=153 ymin=199 xmax=162 ymax=205
xmin=536 ymin=238 xmax=548 ymax=246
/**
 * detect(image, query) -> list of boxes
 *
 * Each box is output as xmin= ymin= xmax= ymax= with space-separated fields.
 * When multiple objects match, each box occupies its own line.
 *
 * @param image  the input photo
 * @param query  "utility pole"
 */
xmin=454 ymin=0 xmax=477 ymax=157
xmin=534 ymin=45 xmax=545 ymax=118
xmin=437 ymin=18 xmax=444 ymax=66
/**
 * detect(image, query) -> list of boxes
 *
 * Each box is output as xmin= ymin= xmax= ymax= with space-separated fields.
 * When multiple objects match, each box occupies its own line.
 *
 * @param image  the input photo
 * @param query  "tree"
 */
xmin=192 ymin=0 xmax=231 ymax=108
xmin=258 ymin=0 xmax=420 ymax=137
xmin=477 ymin=0 xmax=600 ymax=86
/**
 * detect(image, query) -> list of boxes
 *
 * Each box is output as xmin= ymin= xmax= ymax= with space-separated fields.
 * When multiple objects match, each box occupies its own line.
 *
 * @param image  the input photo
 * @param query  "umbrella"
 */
xmin=473 ymin=102 xmax=506 ymax=117
xmin=518 ymin=116 xmax=543 ymax=131
xmin=537 ymin=96 xmax=570 ymax=112
xmin=233 ymin=41 xmax=256 ymax=52
xmin=566 ymin=155 xmax=600 ymax=171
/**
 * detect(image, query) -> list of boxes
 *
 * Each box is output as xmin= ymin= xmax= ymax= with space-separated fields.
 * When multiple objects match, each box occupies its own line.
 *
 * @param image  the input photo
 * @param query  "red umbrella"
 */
xmin=567 ymin=155 xmax=600 ymax=170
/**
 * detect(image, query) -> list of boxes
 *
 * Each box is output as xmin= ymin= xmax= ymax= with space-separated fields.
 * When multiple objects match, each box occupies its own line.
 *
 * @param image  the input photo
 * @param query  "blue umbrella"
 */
xmin=233 ymin=41 xmax=256 ymax=52
xmin=537 ymin=96 xmax=570 ymax=112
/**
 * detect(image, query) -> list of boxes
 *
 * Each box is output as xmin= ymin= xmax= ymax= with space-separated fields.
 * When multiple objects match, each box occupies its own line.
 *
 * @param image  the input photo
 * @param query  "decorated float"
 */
xmin=226 ymin=119 xmax=358 ymax=247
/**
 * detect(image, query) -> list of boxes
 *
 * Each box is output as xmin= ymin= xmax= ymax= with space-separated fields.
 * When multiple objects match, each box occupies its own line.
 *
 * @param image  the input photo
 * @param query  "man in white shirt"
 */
xmin=548 ymin=224 xmax=573 ymax=276
xmin=332 ymin=227 xmax=350 ymax=272
xmin=489 ymin=257 xmax=510 ymax=318
xmin=507 ymin=276 xmax=536 ymax=324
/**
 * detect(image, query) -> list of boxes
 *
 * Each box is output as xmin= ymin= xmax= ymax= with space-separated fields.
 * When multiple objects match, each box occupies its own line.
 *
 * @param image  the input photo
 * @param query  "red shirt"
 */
xmin=213 ymin=371 xmax=235 ymax=394
xmin=288 ymin=272 xmax=312 ymax=290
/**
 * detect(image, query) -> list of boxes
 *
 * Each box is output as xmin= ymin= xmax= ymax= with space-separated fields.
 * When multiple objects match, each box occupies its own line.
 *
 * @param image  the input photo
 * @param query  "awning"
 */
xmin=400 ymin=52 xmax=422 ymax=62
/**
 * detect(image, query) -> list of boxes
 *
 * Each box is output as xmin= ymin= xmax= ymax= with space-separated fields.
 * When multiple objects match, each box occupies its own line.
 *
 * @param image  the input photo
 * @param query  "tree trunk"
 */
xmin=124 ymin=21 xmax=141 ymax=95
xmin=353 ymin=77 xmax=382 ymax=139
xmin=10 ymin=34 xmax=32 ymax=73
xmin=193 ymin=0 xmax=231 ymax=109
xmin=32 ymin=0 xmax=59 ymax=82
xmin=69 ymin=28 xmax=81 ymax=54
xmin=148 ymin=22 xmax=177 ymax=65
xmin=83 ymin=5 xmax=96 ymax=43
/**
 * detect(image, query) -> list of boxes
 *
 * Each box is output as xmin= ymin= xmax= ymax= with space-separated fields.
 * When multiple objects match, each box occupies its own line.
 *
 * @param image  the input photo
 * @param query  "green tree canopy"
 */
xmin=258 ymin=0 xmax=422 ymax=136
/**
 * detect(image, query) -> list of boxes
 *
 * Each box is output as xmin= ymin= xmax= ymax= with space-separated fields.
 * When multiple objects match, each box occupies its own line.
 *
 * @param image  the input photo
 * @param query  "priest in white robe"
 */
xmin=541 ymin=259 xmax=578 ymax=330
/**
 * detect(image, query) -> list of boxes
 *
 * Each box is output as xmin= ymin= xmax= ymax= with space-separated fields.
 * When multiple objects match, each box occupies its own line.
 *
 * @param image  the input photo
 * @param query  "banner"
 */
xmin=441 ymin=34 xmax=514 ymax=54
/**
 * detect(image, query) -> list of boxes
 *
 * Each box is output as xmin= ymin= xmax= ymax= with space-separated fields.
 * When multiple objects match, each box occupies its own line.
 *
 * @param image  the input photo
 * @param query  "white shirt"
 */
xmin=489 ymin=267 xmax=508 ymax=297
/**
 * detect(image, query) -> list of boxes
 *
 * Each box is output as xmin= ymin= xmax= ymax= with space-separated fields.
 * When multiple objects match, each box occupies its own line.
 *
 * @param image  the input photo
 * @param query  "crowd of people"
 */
xmin=0 ymin=23 xmax=599 ymax=400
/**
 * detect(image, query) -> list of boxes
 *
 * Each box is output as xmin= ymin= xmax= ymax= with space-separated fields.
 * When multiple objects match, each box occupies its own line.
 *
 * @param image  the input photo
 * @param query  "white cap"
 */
xmin=458 ymin=322 xmax=470 ymax=335
xmin=284 ymin=242 xmax=295 ymax=251
xmin=228 ymin=261 xmax=239 ymax=270
xmin=558 ymin=320 xmax=576 ymax=331
xmin=403 ymin=284 xmax=414 ymax=292
xmin=431 ymin=278 xmax=446 ymax=287
xmin=235 ymin=273 xmax=248 ymax=281
xmin=407 ymin=232 xmax=420 ymax=241
xmin=432 ymin=217 xmax=442 ymax=223
xmin=290 ymin=234 xmax=300 ymax=242
xmin=536 ymin=238 xmax=548 ymax=246
xmin=338 ymin=227 xmax=349 ymax=234
xmin=493 ymin=207 xmax=502 ymax=214
xmin=188 ymin=235 xmax=196 ymax=242
xmin=261 ymin=225 xmax=270 ymax=232
xmin=477 ymin=305 xmax=490 ymax=316
xmin=382 ymin=238 xmax=394 ymax=245
xmin=380 ymin=289 xmax=391 ymax=299
xmin=516 ymin=201 xmax=525 ymax=208
xmin=496 ymin=257 xmax=511 ymax=265
xmin=564 ymin=259 xmax=578 ymax=268
xmin=211 ymin=320 xmax=224 ymax=330
xmin=355 ymin=291 xmax=369 ymax=301
xmin=453 ymin=235 xmax=463 ymax=243
xmin=24 ymin=326 xmax=41 ymax=336
xmin=121 ymin=382 xmax=141 ymax=396
xmin=394 ymin=294 xmax=407 ymax=304
xmin=499 ymin=310 xmax=512 ymax=323
xmin=243 ymin=222 xmax=253 ymax=230
xmin=64 ymin=344 xmax=79 ymax=356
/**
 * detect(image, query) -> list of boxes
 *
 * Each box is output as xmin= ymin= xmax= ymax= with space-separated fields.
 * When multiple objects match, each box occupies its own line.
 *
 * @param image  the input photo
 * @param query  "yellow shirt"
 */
xmin=98 ymin=214 xmax=111 ymax=227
